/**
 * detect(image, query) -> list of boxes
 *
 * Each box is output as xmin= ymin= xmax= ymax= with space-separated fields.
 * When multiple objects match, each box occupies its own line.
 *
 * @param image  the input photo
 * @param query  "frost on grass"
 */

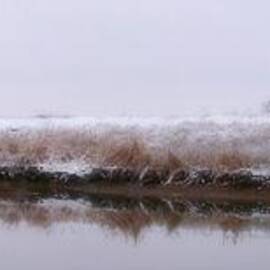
xmin=0 ymin=117 xmax=270 ymax=176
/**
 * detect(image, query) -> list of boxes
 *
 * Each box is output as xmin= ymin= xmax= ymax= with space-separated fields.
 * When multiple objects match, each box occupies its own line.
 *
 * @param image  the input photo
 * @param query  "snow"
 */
xmin=0 ymin=110 xmax=270 ymax=132
xmin=1 ymin=106 xmax=270 ymax=175
xmin=39 ymin=160 xmax=92 ymax=175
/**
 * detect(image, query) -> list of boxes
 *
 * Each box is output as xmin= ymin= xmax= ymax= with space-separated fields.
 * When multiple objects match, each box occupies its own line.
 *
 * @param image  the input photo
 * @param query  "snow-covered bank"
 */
xmin=0 ymin=111 xmax=270 ymax=178
xmin=1 ymin=111 xmax=270 ymax=131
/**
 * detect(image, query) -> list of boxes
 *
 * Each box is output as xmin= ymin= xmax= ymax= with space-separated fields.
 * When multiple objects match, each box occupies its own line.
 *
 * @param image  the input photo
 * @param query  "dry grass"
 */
xmin=0 ymin=122 xmax=269 ymax=173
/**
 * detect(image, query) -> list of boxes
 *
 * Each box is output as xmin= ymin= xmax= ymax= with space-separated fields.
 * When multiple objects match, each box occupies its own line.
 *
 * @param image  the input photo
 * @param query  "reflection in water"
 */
xmin=1 ymin=193 xmax=270 ymax=243
xmin=0 ymin=191 xmax=270 ymax=270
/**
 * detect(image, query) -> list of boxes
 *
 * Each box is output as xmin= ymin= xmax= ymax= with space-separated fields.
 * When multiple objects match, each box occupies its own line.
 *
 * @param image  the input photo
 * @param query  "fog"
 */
xmin=0 ymin=0 xmax=269 ymax=117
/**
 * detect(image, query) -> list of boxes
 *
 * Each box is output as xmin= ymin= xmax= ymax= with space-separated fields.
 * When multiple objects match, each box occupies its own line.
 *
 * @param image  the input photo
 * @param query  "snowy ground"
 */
xmin=0 ymin=107 xmax=270 ymax=176
xmin=1 ymin=109 xmax=270 ymax=131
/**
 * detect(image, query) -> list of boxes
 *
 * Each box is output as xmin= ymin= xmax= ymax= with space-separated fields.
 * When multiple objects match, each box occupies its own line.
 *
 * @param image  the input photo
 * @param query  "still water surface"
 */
xmin=0 ymin=194 xmax=269 ymax=270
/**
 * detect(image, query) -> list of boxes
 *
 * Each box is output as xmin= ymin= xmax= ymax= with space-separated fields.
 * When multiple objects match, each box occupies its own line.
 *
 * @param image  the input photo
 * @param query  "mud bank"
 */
xmin=1 ymin=166 xmax=270 ymax=187
xmin=1 ymin=166 xmax=270 ymax=202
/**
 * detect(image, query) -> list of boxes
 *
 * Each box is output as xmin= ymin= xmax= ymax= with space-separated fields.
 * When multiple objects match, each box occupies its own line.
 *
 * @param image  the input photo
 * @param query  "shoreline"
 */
xmin=1 ymin=166 xmax=270 ymax=203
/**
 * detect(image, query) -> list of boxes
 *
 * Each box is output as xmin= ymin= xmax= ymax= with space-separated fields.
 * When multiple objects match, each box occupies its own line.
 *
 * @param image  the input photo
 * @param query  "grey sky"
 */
xmin=0 ymin=0 xmax=269 ymax=117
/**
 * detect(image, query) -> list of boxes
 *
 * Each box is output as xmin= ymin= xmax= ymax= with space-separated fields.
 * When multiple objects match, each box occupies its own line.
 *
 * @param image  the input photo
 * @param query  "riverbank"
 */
xmin=1 ymin=166 xmax=270 ymax=203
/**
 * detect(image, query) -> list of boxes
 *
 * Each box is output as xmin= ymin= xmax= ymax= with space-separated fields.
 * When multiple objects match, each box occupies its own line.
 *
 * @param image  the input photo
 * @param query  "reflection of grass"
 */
xmin=0 ymin=194 xmax=270 ymax=243
xmin=0 ymin=124 xmax=269 ymax=173
xmin=219 ymin=216 xmax=249 ymax=232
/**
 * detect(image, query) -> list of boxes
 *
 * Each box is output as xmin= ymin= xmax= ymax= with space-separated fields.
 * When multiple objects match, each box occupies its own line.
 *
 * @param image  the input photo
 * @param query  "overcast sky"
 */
xmin=0 ymin=0 xmax=269 ymax=117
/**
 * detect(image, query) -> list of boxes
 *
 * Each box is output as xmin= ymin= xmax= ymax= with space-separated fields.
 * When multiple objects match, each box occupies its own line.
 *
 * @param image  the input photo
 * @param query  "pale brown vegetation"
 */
xmin=0 ymin=122 xmax=269 ymax=173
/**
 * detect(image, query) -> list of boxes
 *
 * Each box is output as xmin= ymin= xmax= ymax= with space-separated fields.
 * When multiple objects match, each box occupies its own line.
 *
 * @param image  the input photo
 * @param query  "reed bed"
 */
xmin=0 ymin=121 xmax=269 ymax=174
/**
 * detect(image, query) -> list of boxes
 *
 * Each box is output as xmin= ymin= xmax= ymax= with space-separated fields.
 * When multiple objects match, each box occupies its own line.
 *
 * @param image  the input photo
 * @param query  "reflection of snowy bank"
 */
xmin=0 ymin=195 xmax=270 ymax=242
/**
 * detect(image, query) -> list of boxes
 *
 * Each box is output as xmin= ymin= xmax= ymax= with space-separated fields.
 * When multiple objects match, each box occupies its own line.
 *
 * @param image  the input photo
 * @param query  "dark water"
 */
xmin=0 ymin=193 xmax=269 ymax=270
